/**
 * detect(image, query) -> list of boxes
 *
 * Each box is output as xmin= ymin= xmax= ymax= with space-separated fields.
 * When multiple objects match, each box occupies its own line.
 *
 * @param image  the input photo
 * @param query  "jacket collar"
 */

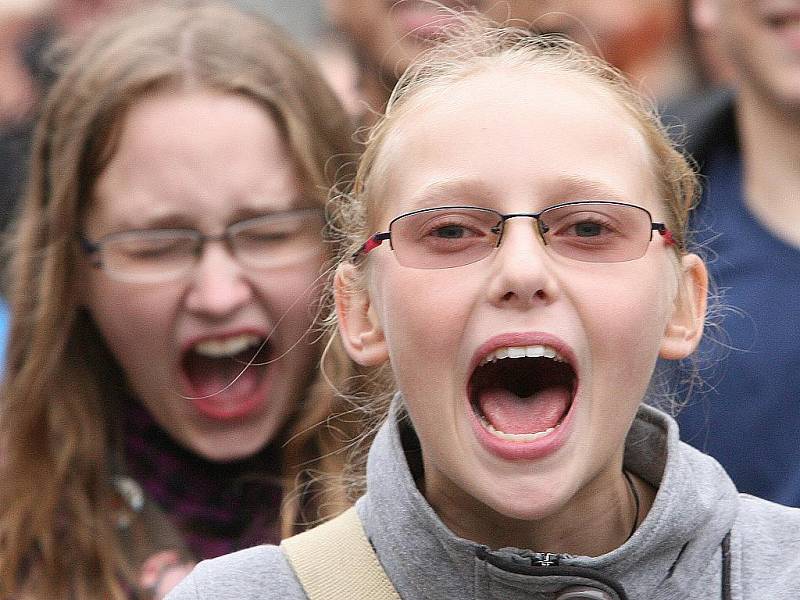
xmin=360 ymin=397 xmax=738 ymax=599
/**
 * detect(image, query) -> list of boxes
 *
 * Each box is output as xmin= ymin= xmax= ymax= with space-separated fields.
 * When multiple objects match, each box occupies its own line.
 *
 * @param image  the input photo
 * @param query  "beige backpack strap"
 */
xmin=280 ymin=506 xmax=401 ymax=600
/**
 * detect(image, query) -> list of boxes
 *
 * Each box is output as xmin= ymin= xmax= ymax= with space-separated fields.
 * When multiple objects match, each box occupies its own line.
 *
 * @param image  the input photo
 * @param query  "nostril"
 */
xmin=501 ymin=287 xmax=547 ymax=303
xmin=556 ymin=586 xmax=614 ymax=600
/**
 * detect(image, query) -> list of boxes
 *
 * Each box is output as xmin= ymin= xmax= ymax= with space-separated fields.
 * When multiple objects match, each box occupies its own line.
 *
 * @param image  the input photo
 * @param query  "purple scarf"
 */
xmin=123 ymin=398 xmax=283 ymax=559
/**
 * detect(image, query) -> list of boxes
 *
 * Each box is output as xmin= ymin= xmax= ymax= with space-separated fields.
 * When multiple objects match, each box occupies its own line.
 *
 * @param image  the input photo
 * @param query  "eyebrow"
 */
xmin=108 ymin=202 xmax=312 ymax=233
xmin=550 ymin=175 xmax=627 ymax=202
xmin=406 ymin=178 xmax=496 ymax=210
xmin=405 ymin=175 xmax=627 ymax=211
xmin=108 ymin=213 xmax=195 ymax=232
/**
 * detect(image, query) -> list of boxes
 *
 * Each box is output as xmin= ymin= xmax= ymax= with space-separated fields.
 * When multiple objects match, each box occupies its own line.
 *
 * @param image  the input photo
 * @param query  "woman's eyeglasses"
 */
xmin=81 ymin=208 xmax=324 ymax=283
xmin=353 ymin=201 xmax=675 ymax=269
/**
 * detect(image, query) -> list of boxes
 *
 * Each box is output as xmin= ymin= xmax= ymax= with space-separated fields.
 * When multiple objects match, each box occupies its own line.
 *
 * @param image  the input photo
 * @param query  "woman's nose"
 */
xmin=486 ymin=219 xmax=560 ymax=309
xmin=183 ymin=241 xmax=253 ymax=317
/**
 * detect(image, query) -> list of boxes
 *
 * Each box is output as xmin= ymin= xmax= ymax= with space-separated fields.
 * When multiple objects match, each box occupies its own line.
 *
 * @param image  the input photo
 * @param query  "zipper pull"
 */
xmin=530 ymin=552 xmax=561 ymax=567
xmin=477 ymin=547 xmax=570 ymax=568
xmin=514 ymin=549 xmax=572 ymax=567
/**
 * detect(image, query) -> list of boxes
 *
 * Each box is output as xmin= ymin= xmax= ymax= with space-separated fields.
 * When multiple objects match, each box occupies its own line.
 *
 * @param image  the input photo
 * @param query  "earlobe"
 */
xmin=660 ymin=253 xmax=708 ymax=360
xmin=334 ymin=262 xmax=388 ymax=367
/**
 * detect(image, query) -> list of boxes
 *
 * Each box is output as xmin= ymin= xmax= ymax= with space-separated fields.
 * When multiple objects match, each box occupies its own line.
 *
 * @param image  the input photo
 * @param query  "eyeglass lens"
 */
xmin=388 ymin=203 xmax=654 ymax=269
xmin=97 ymin=210 xmax=323 ymax=282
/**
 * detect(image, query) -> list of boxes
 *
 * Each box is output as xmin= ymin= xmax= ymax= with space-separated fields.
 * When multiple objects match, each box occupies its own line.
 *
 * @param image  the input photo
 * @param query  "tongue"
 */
xmin=184 ymin=353 xmax=262 ymax=402
xmin=478 ymin=386 xmax=570 ymax=435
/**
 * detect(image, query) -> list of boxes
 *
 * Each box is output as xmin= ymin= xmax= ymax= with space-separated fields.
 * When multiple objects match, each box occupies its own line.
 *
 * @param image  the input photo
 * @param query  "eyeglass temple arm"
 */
xmin=80 ymin=236 xmax=98 ymax=253
xmin=352 ymin=232 xmax=391 ymax=260
xmin=652 ymin=223 xmax=675 ymax=246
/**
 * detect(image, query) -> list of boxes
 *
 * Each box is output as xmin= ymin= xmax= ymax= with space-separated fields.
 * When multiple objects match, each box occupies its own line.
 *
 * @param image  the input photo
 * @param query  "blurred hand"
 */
xmin=139 ymin=550 xmax=196 ymax=600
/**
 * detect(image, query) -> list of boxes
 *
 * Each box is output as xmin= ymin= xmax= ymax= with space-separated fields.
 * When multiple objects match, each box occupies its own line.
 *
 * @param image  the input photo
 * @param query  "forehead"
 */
xmin=374 ymin=66 xmax=658 ymax=219
xmin=89 ymin=90 xmax=302 ymax=229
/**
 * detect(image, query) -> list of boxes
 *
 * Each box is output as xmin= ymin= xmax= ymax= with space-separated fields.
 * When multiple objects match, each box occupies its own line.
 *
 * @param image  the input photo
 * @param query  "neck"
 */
xmin=735 ymin=85 xmax=800 ymax=248
xmin=123 ymin=398 xmax=283 ymax=558
xmin=430 ymin=466 xmax=655 ymax=557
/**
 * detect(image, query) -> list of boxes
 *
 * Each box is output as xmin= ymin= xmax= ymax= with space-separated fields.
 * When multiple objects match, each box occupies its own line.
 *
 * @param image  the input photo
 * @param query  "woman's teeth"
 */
xmin=193 ymin=334 xmax=261 ymax=358
xmin=479 ymin=415 xmax=559 ymax=442
xmin=479 ymin=345 xmax=565 ymax=366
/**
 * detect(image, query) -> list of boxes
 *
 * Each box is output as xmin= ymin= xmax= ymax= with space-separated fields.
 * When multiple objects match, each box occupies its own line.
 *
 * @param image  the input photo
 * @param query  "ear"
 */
xmin=334 ymin=262 xmax=389 ymax=366
xmin=660 ymin=253 xmax=708 ymax=360
xmin=691 ymin=0 xmax=721 ymax=35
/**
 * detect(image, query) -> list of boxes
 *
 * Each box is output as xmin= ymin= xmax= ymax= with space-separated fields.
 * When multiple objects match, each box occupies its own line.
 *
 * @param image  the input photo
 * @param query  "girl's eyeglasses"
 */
xmin=81 ymin=208 xmax=324 ymax=283
xmin=353 ymin=201 xmax=675 ymax=269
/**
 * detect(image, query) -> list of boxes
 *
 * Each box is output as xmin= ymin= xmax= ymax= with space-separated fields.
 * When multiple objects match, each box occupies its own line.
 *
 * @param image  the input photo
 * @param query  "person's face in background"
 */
xmin=504 ymin=1 xmax=685 ymax=78
xmin=82 ymin=90 xmax=325 ymax=462
xmin=694 ymin=0 xmax=800 ymax=111
xmin=54 ymin=0 xmax=139 ymax=34
xmin=324 ymin=0 xmax=481 ymax=81
xmin=325 ymin=0 xmax=690 ymax=99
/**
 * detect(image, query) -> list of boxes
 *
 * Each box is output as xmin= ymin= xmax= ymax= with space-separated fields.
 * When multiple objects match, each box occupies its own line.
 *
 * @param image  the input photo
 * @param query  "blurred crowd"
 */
xmin=0 ymin=0 xmax=734 ymax=234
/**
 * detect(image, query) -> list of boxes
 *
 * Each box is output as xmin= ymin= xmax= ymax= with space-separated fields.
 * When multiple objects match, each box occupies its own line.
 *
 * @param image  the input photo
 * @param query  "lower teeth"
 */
xmin=480 ymin=416 xmax=556 ymax=442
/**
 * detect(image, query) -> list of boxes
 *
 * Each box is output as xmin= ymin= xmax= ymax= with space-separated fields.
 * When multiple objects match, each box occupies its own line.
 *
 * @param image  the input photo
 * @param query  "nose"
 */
xmin=486 ymin=218 xmax=560 ymax=309
xmin=184 ymin=240 xmax=253 ymax=318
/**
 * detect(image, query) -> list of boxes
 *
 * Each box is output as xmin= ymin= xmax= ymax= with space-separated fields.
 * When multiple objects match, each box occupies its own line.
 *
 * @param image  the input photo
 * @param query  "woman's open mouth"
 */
xmin=468 ymin=344 xmax=577 ymax=446
xmin=180 ymin=333 xmax=273 ymax=420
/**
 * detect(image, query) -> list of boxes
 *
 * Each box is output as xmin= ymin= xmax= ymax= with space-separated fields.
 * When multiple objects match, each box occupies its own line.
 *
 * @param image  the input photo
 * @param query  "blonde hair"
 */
xmin=327 ymin=15 xmax=701 ymax=443
xmin=0 ymin=2 xmax=358 ymax=597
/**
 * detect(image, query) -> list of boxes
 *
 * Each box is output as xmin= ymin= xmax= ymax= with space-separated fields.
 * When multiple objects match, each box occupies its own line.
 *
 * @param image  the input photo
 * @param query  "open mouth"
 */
xmin=468 ymin=345 xmax=577 ymax=443
xmin=181 ymin=333 xmax=271 ymax=402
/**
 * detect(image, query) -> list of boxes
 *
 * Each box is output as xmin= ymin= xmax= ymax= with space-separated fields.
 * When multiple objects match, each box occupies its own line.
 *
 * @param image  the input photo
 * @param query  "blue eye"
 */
xmin=573 ymin=221 xmax=604 ymax=237
xmin=433 ymin=225 xmax=469 ymax=239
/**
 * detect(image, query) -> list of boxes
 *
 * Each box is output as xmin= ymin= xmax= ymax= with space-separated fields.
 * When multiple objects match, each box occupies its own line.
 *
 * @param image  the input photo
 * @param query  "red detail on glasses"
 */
xmin=362 ymin=235 xmax=382 ymax=254
xmin=660 ymin=228 xmax=676 ymax=246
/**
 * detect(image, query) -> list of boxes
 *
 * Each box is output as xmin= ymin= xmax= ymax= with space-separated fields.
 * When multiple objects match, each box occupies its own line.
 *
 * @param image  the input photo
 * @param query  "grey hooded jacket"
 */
xmin=167 ymin=402 xmax=800 ymax=599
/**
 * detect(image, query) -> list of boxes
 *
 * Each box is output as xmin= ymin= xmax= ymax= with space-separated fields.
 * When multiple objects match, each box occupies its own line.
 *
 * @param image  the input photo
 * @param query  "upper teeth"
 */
xmin=194 ymin=334 xmax=261 ymax=358
xmin=479 ymin=345 xmax=564 ymax=366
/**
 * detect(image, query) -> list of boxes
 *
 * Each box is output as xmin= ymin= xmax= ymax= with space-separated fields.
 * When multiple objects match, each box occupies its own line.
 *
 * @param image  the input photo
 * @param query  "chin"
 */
xmin=188 ymin=430 xmax=274 ymax=463
xmin=474 ymin=475 xmax=568 ymax=523
xmin=495 ymin=496 xmax=565 ymax=524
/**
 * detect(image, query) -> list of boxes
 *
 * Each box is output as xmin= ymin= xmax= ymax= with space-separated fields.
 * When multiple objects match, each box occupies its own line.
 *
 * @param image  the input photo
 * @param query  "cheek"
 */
xmin=85 ymin=278 xmax=180 ymax=377
xmin=577 ymin=267 xmax=674 ymax=387
xmin=255 ymin=258 xmax=326 ymax=342
xmin=373 ymin=268 xmax=480 ymax=419
xmin=378 ymin=271 xmax=464 ymax=359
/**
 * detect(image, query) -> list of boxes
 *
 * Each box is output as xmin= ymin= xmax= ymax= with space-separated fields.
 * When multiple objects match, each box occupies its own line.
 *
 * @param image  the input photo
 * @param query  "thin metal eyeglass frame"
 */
xmin=352 ymin=201 xmax=675 ymax=267
xmin=80 ymin=207 xmax=323 ymax=279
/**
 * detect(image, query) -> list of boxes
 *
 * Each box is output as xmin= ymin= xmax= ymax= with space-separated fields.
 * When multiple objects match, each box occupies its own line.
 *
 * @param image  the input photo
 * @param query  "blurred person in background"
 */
xmin=0 ymin=0 xmax=49 ymax=126
xmin=667 ymin=0 xmax=800 ymax=506
xmin=0 ymin=0 xmax=142 ymax=237
xmin=250 ymin=0 xmax=364 ymax=120
xmin=323 ymin=0 xmax=705 ymax=121
xmin=0 ymin=2 xmax=359 ymax=598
